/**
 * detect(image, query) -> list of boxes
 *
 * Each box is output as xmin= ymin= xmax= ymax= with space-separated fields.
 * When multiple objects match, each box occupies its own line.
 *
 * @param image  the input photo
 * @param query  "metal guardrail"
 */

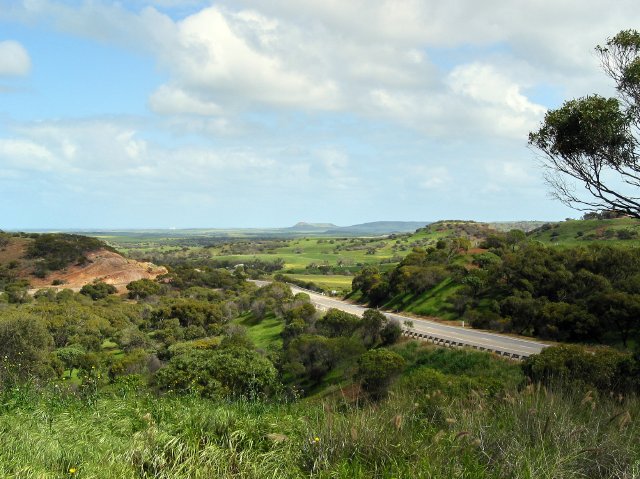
xmin=401 ymin=328 xmax=527 ymax=360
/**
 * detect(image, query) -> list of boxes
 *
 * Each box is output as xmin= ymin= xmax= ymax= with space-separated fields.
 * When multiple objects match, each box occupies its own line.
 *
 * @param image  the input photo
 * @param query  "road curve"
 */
xmin=251 ymin=280 xmax=547 ymax=359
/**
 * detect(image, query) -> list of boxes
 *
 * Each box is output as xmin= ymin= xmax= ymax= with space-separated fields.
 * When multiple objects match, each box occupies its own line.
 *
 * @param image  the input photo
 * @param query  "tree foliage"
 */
xmin=529 ymin=30 xmax=640 ymax=217
xmin=523 ymin=344 xmax=639 ymax=393
xmin=154 ymin=346 xmax=278 ymax=398
xmin=356 ymin=349 xmax=406 ymax=400
xmin=80 ymin=281 xmax=117 ymax=300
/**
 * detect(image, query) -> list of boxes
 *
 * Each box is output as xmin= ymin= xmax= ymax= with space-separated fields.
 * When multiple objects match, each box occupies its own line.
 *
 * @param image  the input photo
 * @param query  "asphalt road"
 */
xmin=252 ymin=280 xmax=547 ymax=359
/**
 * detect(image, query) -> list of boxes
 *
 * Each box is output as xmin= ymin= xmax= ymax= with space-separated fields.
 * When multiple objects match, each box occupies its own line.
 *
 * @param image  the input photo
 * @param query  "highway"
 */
xmin=252 ymin=280 xmax=547 ymax=359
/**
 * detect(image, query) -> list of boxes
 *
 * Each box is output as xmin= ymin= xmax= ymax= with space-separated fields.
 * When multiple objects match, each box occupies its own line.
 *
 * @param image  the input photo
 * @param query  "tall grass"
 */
xmin=0 ymin=379 xmax=637 ymax=478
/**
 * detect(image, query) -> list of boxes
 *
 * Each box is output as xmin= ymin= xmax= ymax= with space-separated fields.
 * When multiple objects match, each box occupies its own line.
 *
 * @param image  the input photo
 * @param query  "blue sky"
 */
xmin=0 ymin=0 xmax=638 ymax=229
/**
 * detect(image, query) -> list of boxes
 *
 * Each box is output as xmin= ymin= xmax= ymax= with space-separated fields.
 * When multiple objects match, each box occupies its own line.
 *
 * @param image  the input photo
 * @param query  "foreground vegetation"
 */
xmin=1 ymin=374 xmax=638 ymax=479
xmin=1 ymin=228 xmax=639 ymax=477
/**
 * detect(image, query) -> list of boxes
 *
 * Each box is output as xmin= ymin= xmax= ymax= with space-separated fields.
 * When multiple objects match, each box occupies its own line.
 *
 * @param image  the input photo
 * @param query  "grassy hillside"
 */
xmin=1 ymin=346 xmax=637 ymax=478
xmin=384 ymin=277 xmax=463 ymax=320
xmin=528 ymin=217 xmax=640 ymax=246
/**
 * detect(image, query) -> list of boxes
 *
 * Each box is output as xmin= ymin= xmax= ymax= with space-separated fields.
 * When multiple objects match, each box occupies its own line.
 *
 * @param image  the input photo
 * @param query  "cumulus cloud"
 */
xmin=0 ymin=40 xmax=31 ymax=76
xmin=1 ymin=1 xmax=575 ymax=139
xmin=448 ymin=63 xmax=546 ymax=138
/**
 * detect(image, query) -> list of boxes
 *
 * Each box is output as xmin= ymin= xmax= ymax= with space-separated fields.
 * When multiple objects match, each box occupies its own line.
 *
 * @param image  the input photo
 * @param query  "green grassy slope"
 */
xmin=233 ymin=313 xmax=284 ymax=350
xmin=384 ymin=278 xmax=462 ymax=320
xmin=1 ymin=351 xmax=637 ymax=478
xmin=528 ymin=217 xmax=640 ymax=246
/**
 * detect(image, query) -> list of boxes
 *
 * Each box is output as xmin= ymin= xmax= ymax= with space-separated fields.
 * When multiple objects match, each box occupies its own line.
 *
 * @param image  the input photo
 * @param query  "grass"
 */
xmin=529 ymin=217 xmax=640 ymax=247
xmin=286 ymin=274 xmax=353 ymax=291
xmin=384 ymin=278 xmax=462 ymax=320
xmin=233 ymin=313 xmax=284 ymax=350
xmin=0 ymin=366 xmax=638 ymax=479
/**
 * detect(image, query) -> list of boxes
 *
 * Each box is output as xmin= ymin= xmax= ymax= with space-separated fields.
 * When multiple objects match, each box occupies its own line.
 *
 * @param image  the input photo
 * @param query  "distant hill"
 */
xmin=30 ymin=219 xmax=557 ymax=243
xmin=69 ymin=221 xmax=435 ymax=241
xmin=285 ymin=222 xmax=339 ymax=232
xmin=327 ymin=221 xmax=430 ymax=235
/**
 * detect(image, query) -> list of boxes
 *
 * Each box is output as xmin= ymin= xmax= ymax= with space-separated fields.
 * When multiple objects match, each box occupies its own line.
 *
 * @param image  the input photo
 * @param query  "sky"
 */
xmin=0 ymin=0 xmax=639 ymax=229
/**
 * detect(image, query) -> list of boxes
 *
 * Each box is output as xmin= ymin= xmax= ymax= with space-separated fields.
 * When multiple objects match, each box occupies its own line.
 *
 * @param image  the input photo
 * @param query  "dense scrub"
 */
xmin=26 ymin=233 xmax=109 ymax=275
xmin=352 ymin=234 xmax=640 ymax=347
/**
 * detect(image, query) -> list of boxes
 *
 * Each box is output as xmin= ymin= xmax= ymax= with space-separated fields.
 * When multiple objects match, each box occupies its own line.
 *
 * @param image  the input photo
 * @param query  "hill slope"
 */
xmin=528 ymin=217 xmax=640 ymax=246
xmin=0 ymin=232 xmax=166 ymax=292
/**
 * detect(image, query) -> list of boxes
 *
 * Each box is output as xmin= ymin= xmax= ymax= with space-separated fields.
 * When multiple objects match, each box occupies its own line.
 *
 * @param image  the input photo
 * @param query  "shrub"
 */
xmin=379 ymin=319 xmax=402 ymax=345
xmin=522 ymin=344 xmax=639 ymax=393
xmin=80 ymin=281 xmax=117 ymax=300
xmin=315 ymin=308 xmax=360 ymax=338
xmin=356 ymin=349 xmax=406 ymax=400
xmin=108 ymin=349 xmax=151 ymax=379
xmin=154 ymin=347 xmax=278 ymax=398
xmin=0 ymin=313 xmax=55 ymax=382
xmin=25 ymin=233 xmax=107 ymax=271
xmin=126 ymin=278 xmax=163 ymax=299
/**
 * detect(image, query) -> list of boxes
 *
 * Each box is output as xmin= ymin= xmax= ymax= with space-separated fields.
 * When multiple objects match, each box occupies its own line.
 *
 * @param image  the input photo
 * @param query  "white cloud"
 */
xmin=0 ymin=40 xmax=31 ymax=76
xmin=0 ymin=119 xmax=311 ymax=193
xmin=448 ymin=63 xmax=546 ymax=138
xmin=0 ymin=139 xmax=57 ymax=170
xmin=168 ymin=6 xmax=342 ymax=110
xmin=149 ymin=85 xmax=223 ymax=116
xmin=2 ymin=1 xmax=640 ymax=150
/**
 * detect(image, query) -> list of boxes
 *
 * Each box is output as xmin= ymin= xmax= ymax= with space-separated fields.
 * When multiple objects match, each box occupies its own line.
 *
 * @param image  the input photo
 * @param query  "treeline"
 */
xmin=128 ymin=251 xmax=286 ymax=276
xmin=353 ymin=233 xmax=640 ymax=347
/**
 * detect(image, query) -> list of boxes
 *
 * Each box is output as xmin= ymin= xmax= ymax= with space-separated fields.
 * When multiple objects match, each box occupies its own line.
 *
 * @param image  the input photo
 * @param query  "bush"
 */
xmin=379 ymin=319 xmax=402 ymax=345
xmin=154 ymin=347 xmax=278 ymax=398
xmin=80 ymin=281 xmax=117 ymax=300
xmin=398 ymin=366 xmax=504 ymax=399
xmin=108 ymin=349 xmax=151 ymax=379
xmin=126 ymin=278 xmax=163 ymax=299
xmin=0 ymin=313 xmax=55 ymax=382
xmin=25 ymin=233 xmax=107 ymax=271
xmin=282 ymin=335 xmax=365 ymax=387
xmin=356 ymin=349 xmax=406 ymax=400
xmin=315 ymin=308 xmax=360 ymax=338
xmin=522 ymin=344 xmax=639 ymax=393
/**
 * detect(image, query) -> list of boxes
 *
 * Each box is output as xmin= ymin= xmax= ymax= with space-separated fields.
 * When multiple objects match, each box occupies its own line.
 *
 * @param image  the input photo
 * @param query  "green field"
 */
xmin=209 ymin=237 xmax=404 ymax=270
xmin=286 ymin=274 xmax=354 ymax=291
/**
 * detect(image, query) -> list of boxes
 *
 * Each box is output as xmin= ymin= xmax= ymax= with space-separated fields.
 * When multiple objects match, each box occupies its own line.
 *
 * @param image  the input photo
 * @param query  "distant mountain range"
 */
xmin=282 ymin=221 xmax=430 ymax=235
xmin=327 ymin=221 xmax=431 ymax=235
xmin=29 ymin=221 xmax=433 ymax=239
